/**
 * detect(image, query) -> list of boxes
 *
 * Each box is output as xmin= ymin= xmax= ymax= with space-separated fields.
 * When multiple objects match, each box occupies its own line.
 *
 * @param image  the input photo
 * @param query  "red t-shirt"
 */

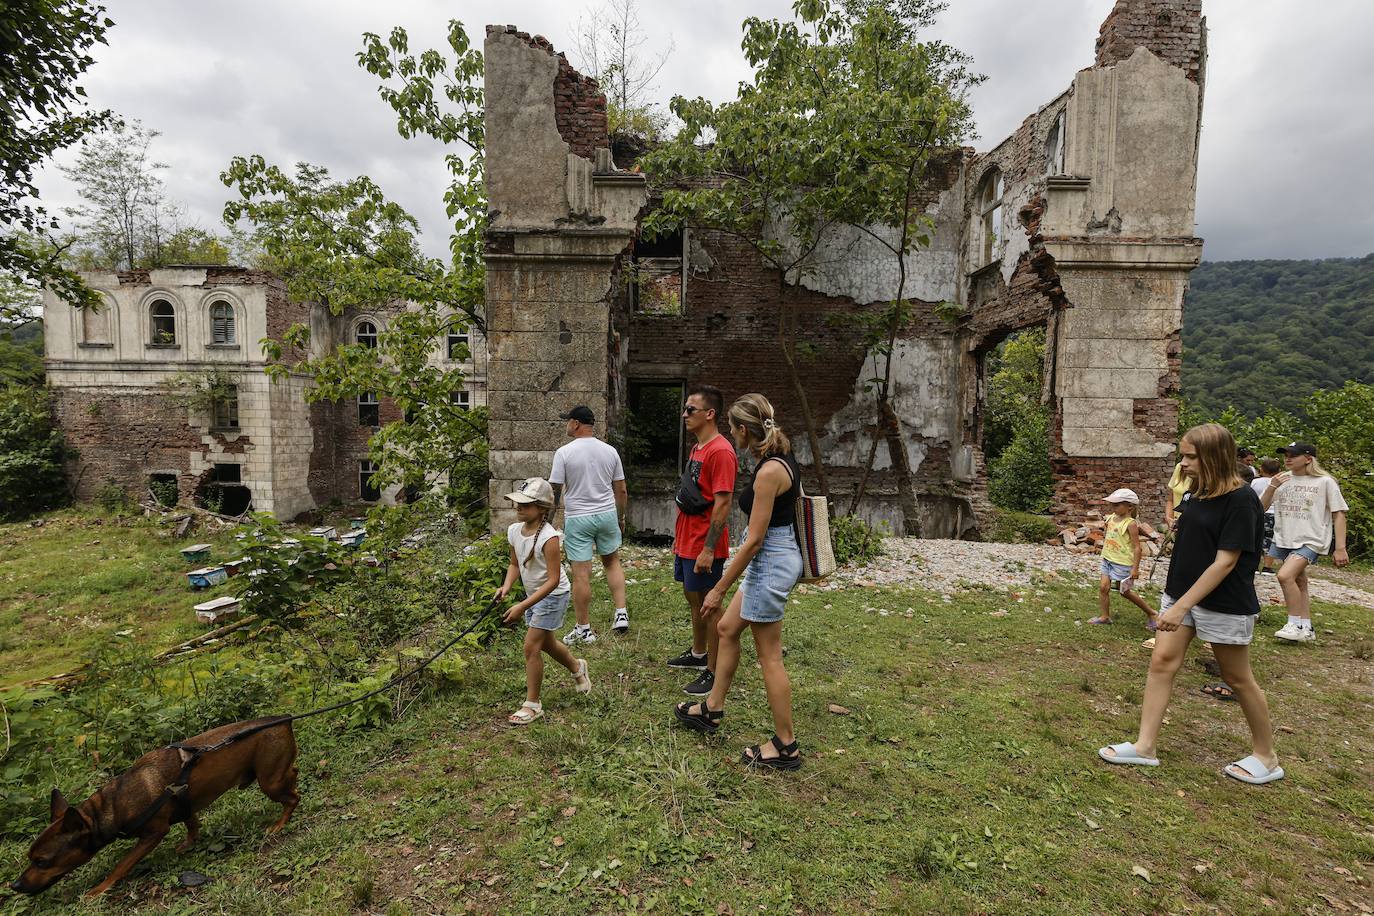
xmin=674 ymin=434 xmax=738 ymax=559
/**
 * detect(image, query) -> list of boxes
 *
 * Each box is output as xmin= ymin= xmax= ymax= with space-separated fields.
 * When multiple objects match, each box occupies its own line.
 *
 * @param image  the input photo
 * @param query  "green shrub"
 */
xmin=95 ymin=478 xmax=130 ymax=514
xmin=987 ymin=412 xmax=1053 ymax=513
xmin=148 ymin=475 xmax=179 ymax=508
xmin=0 ymin=385 xmax=70 ymax=520
xmin=830 ymin=513 xmax=887 ymax=567
xmin=985 ymin=508 xmax=1059 ymax=544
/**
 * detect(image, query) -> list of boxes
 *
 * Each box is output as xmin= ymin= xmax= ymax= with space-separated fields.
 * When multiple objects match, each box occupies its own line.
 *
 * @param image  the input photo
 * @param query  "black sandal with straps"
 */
xmin=741 ymin=735 xmax=802 ymax=771
xmin=673 ymin=701 xmax=723 ymax=734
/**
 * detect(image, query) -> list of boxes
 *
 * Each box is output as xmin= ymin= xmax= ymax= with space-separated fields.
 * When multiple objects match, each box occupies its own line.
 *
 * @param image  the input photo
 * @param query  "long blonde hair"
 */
xmin=1181 ymin=423 xmax=1245 ymax=498
xmin=728 ymin=393 xmax=791 ymax=457
xmin=1292 ymin=454 xmax=1331 ymax=478
xmin=522 ymin=505 xmax=552 ymax=567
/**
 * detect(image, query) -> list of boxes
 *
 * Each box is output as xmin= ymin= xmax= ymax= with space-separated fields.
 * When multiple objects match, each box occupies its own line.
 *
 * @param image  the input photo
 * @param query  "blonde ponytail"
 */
xmin=728 ymin=393 xmax=791 ymax=456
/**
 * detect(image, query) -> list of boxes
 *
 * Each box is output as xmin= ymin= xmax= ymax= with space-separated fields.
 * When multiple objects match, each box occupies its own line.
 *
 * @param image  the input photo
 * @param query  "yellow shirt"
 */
xmin=1168 ymin=462 xmax=1191 ymax=510
xmin=1102 ymin=514 xmax=1137 ymax=566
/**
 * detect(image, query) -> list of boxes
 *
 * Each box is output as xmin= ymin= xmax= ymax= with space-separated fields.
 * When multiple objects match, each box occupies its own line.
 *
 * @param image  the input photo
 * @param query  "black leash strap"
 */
xmin=115 ymin=597 xmax=502 ymax=838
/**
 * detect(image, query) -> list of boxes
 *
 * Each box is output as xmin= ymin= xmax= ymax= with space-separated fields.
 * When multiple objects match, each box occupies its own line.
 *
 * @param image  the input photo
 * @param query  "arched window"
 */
xmin=356 ymin=320 xmax=378 ymax=349
xmin=976 ymin=170 xmax=1004 ymax=267
xmin=209 ymin=301 xmax=236 ymax=345
xmin=1045 ymin=110 xmax=1066 ymax=176
xmin=150 ymin=299 xmax=177 ymax=345
xmin=81 ymin=302 xmax=110 ymax=345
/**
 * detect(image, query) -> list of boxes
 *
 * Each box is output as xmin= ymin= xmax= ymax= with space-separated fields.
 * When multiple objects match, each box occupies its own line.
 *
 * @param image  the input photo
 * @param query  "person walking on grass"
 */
xmin=495 ymin=478 xmax=591 ymax=725
xmin=673 ymin=394 xmax=804 ymax=772
xmin=1263 ymin=441 xmax=1350 ymax=643
xmin=1099 ymin=423 xmax=1282 ymax=785
xmin=666 ymin=385 xmax=737 ymax=697
xmin=1088 ymin=488 xmax=1159 ymax=629
xmin=549 ymin=405 xmax=630 ymax=645
xmin=1252 ymin=457 xmax=1282 ymax=575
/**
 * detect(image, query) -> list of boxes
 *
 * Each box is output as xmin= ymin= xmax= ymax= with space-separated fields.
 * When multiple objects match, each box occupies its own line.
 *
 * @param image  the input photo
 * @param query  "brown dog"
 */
xmin=9 ymin=717 xmax=299 ymax=898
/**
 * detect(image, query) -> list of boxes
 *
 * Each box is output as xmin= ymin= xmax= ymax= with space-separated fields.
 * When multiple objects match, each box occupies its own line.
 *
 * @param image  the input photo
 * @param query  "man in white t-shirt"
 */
xmin=549 ymin=405 xmax=630 ymax=644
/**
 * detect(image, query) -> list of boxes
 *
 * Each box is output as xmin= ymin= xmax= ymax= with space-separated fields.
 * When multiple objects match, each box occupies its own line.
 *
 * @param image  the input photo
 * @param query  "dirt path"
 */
xmin=827 ymin=538 xmax=1374 ymax=609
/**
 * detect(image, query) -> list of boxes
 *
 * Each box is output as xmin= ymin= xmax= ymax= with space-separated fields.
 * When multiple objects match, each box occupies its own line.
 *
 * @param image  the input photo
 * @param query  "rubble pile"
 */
xmin=1052 ymin=511 xmax=1165 ymax=556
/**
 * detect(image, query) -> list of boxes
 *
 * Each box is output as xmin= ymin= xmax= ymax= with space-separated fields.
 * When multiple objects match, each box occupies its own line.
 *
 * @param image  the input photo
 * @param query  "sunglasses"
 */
xmin=681 ymin=405 xmax=709 ymax=416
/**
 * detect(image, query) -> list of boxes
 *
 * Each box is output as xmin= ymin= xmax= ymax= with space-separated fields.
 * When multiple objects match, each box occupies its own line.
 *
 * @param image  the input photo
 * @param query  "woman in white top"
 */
xmin=495 ymin=477 xmax=591 ymax=724
xmin=1261 ymin=442 xmax=1350 ymax=643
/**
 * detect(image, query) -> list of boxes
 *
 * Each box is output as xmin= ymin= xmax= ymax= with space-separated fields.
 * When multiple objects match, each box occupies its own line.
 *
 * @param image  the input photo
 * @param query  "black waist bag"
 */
xmin=675 ymin=464 xmax=712 ymax=515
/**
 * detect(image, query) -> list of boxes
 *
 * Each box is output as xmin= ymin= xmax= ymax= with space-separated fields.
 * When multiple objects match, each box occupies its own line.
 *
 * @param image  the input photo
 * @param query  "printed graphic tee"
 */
xmin=674 ymin=434 xmax=738 ymax=560
xmin=1270 ymin=475 xmax=1349 ymax=554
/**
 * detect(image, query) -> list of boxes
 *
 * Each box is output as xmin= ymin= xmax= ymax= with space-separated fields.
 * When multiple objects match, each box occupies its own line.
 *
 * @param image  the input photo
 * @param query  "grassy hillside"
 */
xmin=1181 ymin=255 xmax=1374 ymax=417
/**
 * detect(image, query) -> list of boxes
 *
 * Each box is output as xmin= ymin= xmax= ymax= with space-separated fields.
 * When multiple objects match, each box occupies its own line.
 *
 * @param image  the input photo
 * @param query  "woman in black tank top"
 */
xmin=672 ymin=393 xmax=805 ymax=771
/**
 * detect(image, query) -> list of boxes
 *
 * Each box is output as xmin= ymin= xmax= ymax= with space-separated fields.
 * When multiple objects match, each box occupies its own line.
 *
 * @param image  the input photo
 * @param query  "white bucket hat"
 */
xmin=1103 ymin=488 xmax=1139 ymax=504
xmin=506 ymin=477 xmax=555 ymax=507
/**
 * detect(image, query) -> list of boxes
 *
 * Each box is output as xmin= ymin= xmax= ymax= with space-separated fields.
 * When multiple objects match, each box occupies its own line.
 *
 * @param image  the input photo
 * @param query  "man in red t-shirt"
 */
xmin=667 ymin=384 xmax=737 ymax=697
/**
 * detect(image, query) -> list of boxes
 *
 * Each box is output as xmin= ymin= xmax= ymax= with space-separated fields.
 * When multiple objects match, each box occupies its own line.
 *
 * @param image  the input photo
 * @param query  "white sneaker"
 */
xmin=1273 ymin=623 xmax=1303 ymax=642
xmin=613 ymin=609 xmax=629 ymax=633
xmin=1293 ymin=626 xmax=1316 ymax=643
xmin=563 ymin=625 xmax=597 ymax=646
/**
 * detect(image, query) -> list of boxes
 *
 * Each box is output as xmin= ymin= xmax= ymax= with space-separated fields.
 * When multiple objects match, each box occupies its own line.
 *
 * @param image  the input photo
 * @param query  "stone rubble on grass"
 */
xmin=829 ymin=537 xmax=1374 ymax=609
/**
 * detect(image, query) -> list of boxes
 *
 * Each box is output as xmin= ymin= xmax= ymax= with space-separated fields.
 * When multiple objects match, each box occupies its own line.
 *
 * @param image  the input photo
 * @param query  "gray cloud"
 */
xmin=35 ymin=0 xmax=1374 ymax=263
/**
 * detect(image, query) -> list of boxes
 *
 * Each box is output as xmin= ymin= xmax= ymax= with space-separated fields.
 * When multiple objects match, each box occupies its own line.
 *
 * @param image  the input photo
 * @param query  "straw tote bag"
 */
xmin=794 ymin=475 xmax=836 ymax=582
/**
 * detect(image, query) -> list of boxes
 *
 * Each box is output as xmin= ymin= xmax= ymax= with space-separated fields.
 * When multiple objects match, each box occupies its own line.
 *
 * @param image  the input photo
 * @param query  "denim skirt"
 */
xmin=739 ymin=526 xmax=803 ymax=623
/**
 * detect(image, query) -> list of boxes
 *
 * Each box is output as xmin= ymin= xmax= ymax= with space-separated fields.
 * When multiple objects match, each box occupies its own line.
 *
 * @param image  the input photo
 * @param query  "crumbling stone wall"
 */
xmin=1096 ymin=0 xmax=1204 ymax=83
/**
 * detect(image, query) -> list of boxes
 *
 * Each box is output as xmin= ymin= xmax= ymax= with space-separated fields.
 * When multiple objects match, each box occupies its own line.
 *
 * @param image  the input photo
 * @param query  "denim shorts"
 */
xmin=674 ymin=554 xmax=725 ymax=593
xmin=524 ymin=592 xmax=570 ymax=631
xmin=1268 ymin=544 xmax=1319 ymax=565
xmin=1160 ymin=593 xmax=1254 ymax=645
xmin=1100 ymin=559 xmax=1133 ymax=582
xmin=739 ymin=526 xmax=803 ymax=624
xmin=563 ymin=510 xmax=621 ymax=562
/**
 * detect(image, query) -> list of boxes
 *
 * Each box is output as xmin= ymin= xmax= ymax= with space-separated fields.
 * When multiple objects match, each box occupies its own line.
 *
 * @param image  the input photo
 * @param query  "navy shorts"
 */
xmin=674 ymin=554 xmax=725 ymax=593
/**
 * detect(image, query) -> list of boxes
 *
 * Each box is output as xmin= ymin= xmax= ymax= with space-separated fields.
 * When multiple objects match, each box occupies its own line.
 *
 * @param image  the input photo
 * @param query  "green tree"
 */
xmin=0 ymin=0 xmax=114 ymax=317
xmin=0 ymin=385 xmax=70 ymax=520
xmin=983 ymin=329 xmax=1052 ymax=513
xmin=640 ymin=0 xmax=978 ymax=507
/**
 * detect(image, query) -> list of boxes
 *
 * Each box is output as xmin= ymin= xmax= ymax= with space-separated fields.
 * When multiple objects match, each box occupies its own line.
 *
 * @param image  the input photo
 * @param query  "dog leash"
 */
xmin=113 ymin=597 xmax=503 ymax=840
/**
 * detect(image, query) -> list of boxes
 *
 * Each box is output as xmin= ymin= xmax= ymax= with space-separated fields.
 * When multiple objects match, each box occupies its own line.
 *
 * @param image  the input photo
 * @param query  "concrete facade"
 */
xmin=43 ymin=267 xmax=486 ymax=517
xmin=483 ymin=0 xmax=1206 ymax=535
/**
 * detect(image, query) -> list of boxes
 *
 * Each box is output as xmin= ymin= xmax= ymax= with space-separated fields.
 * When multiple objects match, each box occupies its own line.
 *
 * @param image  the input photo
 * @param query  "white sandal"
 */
xmin=572 ymin=658 xmax=592 ymax=694
xmin=508 ymin=700 xmax=542 ymax=725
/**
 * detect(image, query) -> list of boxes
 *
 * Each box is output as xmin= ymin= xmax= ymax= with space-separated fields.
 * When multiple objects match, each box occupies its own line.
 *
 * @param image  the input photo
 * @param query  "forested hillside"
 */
xmin=1181 ymin=254 xmax=1374 ymax=417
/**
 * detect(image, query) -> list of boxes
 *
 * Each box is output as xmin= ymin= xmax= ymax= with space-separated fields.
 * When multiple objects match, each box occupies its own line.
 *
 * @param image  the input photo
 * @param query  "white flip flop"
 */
xmin=1224 ymin=754 xmax=1284 ymax=785
xmin=1098 ymin=741 xmax=1160 ymax=766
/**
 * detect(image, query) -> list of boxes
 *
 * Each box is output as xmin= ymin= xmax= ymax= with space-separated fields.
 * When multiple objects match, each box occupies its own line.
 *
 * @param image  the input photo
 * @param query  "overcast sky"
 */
xmin=32 ymin=0 xmax=1374 ymax=263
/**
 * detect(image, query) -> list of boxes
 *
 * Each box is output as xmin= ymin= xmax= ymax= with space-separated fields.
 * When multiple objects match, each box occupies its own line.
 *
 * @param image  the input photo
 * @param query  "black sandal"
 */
xmin=673 ymin=701 xmax=723 ymax=734
xmin=741 ymin=735 xmax=802 ymax=771
xmin=1200 ymin=683 xmax=1237 ymax=702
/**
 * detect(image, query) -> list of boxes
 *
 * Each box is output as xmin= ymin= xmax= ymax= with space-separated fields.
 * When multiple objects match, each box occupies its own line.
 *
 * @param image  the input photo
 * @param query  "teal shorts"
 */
xmin=563 ymin=510 xmax=622 ymax=562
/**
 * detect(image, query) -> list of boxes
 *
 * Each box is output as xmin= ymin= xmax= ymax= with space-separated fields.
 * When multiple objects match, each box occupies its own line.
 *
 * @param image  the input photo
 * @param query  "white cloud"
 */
xmin=34 ymin=0 xmax=1374 ymax=262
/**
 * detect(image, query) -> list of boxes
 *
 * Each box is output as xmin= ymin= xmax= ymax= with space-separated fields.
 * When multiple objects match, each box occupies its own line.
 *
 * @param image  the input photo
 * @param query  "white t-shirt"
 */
xmin=1270 ymin=474 xmax=1349 ymax=554
xmin=1250 ymin=476 xmax=1273 ymax=513
xmin=507 ymin=522 xmax=571 ymax=596
xmin=549 ymin=436 xmax=624 ymax=518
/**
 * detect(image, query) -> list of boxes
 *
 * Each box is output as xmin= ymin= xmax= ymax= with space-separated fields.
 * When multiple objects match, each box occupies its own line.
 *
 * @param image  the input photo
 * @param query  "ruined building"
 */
xmin=42 ymin=267 xmax=486 ymax=517
xmin=484 ymin=0 xmax=1205 ymax=536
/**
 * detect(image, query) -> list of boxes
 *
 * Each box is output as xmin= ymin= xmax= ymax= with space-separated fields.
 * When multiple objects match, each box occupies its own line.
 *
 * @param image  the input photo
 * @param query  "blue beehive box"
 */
xmin=187 ymin=566 xmax=228 ymax=589
xmin=180 ymin=544 xmax=212 ymax=563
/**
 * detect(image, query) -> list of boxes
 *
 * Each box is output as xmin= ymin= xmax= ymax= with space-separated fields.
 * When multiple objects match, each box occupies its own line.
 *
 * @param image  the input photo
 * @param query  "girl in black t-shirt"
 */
xmin=1099 ymin=424 xmax=1283 ymax=785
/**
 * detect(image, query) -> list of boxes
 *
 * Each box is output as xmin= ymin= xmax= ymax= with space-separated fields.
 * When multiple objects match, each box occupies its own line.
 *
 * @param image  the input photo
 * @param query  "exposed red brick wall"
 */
xmin=493 ymin=26 xmax=608 ymax=161
xmin=1095 ymin=0 xmax=1204 ymax=82
xmin=52 ymin=389 xmax=216 ymax=502
xmin=1051 ymin=453 xmax=1173 ymax=529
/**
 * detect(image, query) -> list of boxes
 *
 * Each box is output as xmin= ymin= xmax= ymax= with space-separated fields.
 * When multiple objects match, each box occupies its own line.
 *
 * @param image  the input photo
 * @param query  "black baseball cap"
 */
xmin=559 ymin=405 xmax=595 ymax=425
xmin=1277 ymin=441 xmax=1317 ymax=458
xmin=1237 ymin=446 xmax=1256 ymax=458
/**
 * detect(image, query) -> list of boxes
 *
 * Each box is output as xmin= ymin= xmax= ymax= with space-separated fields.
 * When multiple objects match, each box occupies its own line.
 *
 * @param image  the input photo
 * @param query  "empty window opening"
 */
xmin=356 ymin=320 xmax=378 ymax=349
xmin=82 ymin=302 xmax=110 ymax=345
xmin=980 ymin=327 xmax=1052 ymax=514
xmin=976 ymin=170 xmax=1005 ymax=267
xmin=1045 ymin=111 xmax=1066 ymax=176
xmin=446 ymin=326 xmax=470 ymax=360
xmin=631 ymin=226 xmax=684 ymax=316
xmin=150 ymin=299 xmax=177 ymax=345
xmin=625 ymin=381 xmax=685 ymax=474
xmin=358 ymin=391 xmax=380 ymax=427
xmin=359 ymin=459 xmax=381 ymax=501
xmin=210 ymin=301 xmax=236 ymax=344
xmin=148 ymin=473 xmax=180 ymax=508
xmin=212 ymin=385 xmax=240 ymax=430
xmin=198 ymin=464 xmax=252 ymax=515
